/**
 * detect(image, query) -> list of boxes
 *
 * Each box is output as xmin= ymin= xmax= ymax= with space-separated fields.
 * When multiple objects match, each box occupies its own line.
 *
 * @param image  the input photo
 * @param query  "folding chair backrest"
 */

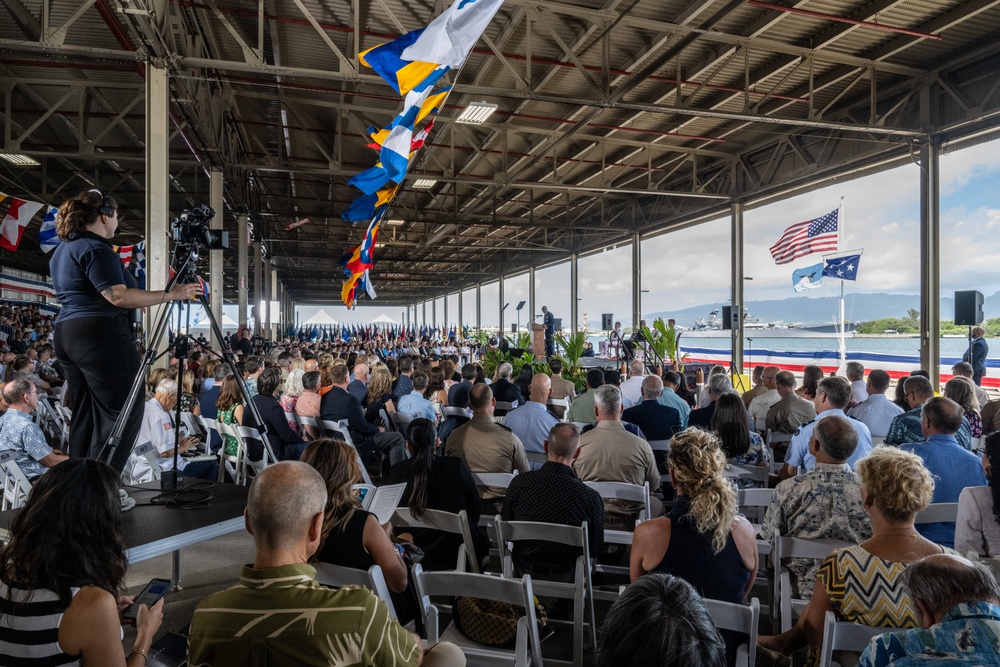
xmin=393 ymin=507 xmax=480 ymax=573
xmin=473 ymin=471 xmax=518 ymax=489
xmin=133 ymin=440 xmax=162 ymax=482
xmin=0 ymin=450 xmax=32 ymax=510
xmin=314 ymin=563 xmax=397 ymax=619
xmin=495 ymin=518 xmax=590 ymax=576
xmin=584 ymin=480 xmax=650 ymax=520
xmin=817 ymin=611 xmax=885 ymax=667
xmin=765 ymin=430 xmax=793 ymax=447
xmin=379 ymin=408 xmax=396 ymax=431
xmin=494 ymin=401 xmax=517 ymax=413
xmin=389 ymin=412 xmax=413 ymax=437
xmin=216 ymin=422 xmax=247 ymax=484
xmin=647 ymin=439 xmax=670 ymax=453
xmin=524 ymin=451 xmax=548 ymax=466
xmin=738 ymin=488 xmax=775 ymax=523
xmin=442 ymin=406 xmax=473 ymax=420
xmin=412 ymin=565 xmax=543 ymax=667
xmin=915 ymin=502 xmax=959 ymax=524
xmin=774 ymin=532 xmax=855 ymax=632
xmin=237 ymin=426 xmax=271 ymax=476
xmin=703 ymin=597 xmax=760 ymax=667
xmin=723 ymin=464 xmax=770 ymax=486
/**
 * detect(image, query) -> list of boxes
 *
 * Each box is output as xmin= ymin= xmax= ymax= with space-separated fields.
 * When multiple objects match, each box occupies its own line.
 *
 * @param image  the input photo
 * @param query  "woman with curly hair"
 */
xmin=0 ymin=459 xmax=163 ymax=665
xmin=302 ymin=439 xmax=408 ymax=593
xmin=364 ymin=365 xmax=396 ymax=423
xmin=759 ymin=446 xmax=950 ymax=662
xmin=944 ymin=375 xmax=982 ymax=438
xmin=630 ymin=428 xmax=758 ymax=603
xmin=956 ymin=432 xmax=1000 ymax=557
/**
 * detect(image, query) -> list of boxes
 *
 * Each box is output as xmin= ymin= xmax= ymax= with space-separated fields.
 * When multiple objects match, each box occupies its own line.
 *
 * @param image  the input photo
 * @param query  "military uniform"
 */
xmin=573 ymin=420 xmax=661 ymax=520
xmin=759 ymin=462 xmax=872 ymax=597
xmin=766 ymin=393 xmax=817 ymax=434
xmin=445 ymin=414 xmax=529 ymax=502
xmin=784 ymin=409 xmax=873 ymax=472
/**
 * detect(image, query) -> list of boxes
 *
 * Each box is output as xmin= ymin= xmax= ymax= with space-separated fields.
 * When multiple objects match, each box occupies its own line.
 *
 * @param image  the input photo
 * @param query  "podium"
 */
xmin=530 ymin=323 xmax=546 ymax=357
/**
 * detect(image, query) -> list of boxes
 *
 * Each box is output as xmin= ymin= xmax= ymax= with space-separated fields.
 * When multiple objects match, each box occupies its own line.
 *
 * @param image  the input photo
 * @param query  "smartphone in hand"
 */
xmin=123 ymin=578 xmax=171 ymax=620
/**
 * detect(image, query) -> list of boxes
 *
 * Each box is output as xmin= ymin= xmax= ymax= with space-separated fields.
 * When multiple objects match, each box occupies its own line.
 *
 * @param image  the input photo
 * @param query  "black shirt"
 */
xmin=50 ymin=230 xmax=137 ymax=321
xmin=500 ymin=461 xmax=604 ymax=575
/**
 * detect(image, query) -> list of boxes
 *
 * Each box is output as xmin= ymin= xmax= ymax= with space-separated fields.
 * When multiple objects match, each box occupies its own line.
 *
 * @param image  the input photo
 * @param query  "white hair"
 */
xmin=155 ymin=378 xmax=178 ymax=396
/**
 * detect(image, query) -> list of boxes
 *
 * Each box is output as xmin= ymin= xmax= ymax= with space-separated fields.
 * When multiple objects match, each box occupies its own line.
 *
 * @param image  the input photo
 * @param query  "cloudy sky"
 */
xmin=293 ymin=137 xmax=1000 ymax=329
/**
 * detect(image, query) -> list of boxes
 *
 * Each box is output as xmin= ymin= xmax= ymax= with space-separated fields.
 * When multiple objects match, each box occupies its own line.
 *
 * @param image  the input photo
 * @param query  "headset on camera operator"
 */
xmin=50 ymin=189 xmax=203 ymax=470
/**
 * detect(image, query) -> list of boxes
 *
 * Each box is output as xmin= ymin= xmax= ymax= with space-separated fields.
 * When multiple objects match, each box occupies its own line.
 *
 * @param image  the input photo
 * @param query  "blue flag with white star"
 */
xmin=823 ymin=254 xmax=861 ymax=281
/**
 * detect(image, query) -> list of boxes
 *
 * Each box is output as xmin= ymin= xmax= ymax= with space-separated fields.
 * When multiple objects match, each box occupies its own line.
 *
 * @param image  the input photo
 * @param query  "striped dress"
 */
xmin=0 ymin=578 xmax=81 ymax=666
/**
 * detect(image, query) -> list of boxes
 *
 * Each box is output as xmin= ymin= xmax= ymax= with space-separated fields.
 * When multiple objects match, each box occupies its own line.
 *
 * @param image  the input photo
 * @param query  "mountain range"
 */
xmin=642 ymin=291 xmax=1000 ymax=328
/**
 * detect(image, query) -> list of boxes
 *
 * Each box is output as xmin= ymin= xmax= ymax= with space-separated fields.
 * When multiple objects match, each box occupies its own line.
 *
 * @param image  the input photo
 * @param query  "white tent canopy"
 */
xmin=303 ymin=308 xmax=339 ymax=325
xmin=186 ymin=310 xmax=238 ymax=329
xmin=370 ymin=313 xmax=398 ymax=325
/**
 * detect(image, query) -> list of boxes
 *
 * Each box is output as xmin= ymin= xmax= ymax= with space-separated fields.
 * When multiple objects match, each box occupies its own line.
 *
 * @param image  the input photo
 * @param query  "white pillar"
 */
xmin=271 ymin=270 xmax=279 ymax=339
xmin=731 ymin=202 xmax=745 ymax=375
xmin=920 ymin=139 xmax=941 ymax=389
xmin=570 ymin=254 xmax=579 ymax=336
xmin=238 ymin=214 xmax=249 ymax=331
xmin=631 ymin=232 xmax=641 ymax=330
xmin=144 ymin=64 xmax=170 ymax=363
xmin=253 ymin=242 xmax=263 ymax=336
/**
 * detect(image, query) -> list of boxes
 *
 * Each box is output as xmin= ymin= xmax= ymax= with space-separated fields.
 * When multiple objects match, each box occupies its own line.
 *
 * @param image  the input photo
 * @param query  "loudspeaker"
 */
xmin=955 ymin=290 xmax=984 ymax=326
xmin=602 ymin=313 xmax=613 ymax=330
xmin=722 ymin=305 xmax=741 ymax=330
xmin=511 ymin=324 xmax=517 ymax=333
xmin=553 ymin=318 xmax=562 ymax=331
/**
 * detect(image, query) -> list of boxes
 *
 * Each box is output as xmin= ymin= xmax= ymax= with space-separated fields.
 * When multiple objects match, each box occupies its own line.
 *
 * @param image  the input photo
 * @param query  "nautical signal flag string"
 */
xmin=0 ymin=193 xmax=58 ymax=253
xmin=338 ymin=0 xmax=504 ymax=307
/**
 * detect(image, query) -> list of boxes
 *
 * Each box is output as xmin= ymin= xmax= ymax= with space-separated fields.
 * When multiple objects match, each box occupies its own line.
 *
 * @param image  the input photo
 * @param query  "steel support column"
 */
xmin=458 ymin=292 xmax=464 ymax=336
xmin=270 ymin=270 xmax=278 ymax=339
xmin=920 ymin=138 xmax=941 ymax=389
xmin=570 ymin=253 xmax=579 ymax=337
xmin=144 ymin=63 xmax=170 ymax=362
xmin=731 ymin=202 xmax=745 ymax=375
xmin=253 ymin=244 xmax=262 ymax=336
xmin=208 ymin=169 xmax=224 ymax=351
xmin=499 ymin=279 xmax=505 ymax=336
xmin=422 ymin=301 xmax=427 ymax=328
xmin=432 ymin=299 xmax=437 ymax=332
xmin=476 ymin=284 xmax=482 ymax=334
xmin=263 ymin=258 xmax=272 ymax=338
xmin=528 ymin=267 xmax=536 ymax=328
xmin=631 ymin=232 xmax=642 ymax=330
xmin=238 ymin=214 xmax=248 ymax=328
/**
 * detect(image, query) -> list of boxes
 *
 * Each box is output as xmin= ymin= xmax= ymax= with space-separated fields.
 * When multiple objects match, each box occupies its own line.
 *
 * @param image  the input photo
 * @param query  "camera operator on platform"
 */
xmin=50 ymin=189 xmax=202 ymax=471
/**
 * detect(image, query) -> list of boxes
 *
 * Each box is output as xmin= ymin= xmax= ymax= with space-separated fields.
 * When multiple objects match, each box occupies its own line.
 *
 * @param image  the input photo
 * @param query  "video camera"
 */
xmin=171 ymin=204 xmax=228 ymax=251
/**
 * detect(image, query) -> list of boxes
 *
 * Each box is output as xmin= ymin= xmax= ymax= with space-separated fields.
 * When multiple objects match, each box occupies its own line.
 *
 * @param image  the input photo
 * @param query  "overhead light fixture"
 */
xmin=456 ymin=101 xmax=498 ymax=124
xmin=0 ymin=154 xmax=39 ymax=166
xmin=386 ymin=219 xmax=406 ymax=226
xmin=412 ymin=179 xmax=437 ymax=189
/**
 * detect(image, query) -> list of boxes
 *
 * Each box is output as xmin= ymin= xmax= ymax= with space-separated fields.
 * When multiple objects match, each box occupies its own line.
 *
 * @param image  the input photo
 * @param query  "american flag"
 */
xmin=769 ymin=209 xmax=839 ymax=265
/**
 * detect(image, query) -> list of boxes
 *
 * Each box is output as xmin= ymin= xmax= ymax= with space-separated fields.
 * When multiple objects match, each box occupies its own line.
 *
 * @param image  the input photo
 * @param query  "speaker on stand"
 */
xmin=955 ymin=290 xmax=985 ymax=368
xmin=601 ymin=313 xmax=614 ymax=331
xmin=721 ymin=305 xmax=747 ymax=392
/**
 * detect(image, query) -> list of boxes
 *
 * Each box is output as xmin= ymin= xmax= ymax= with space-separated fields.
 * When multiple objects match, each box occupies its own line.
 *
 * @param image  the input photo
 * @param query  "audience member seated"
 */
xmin=660 ymin=371 xmax=692 ymax=427
xmin=860 ymin=554 xmax=1000 ymax=667
xmin=322 ymin=364 xmax=407 ymax=466
xmin=567 ymin=368 xmax=605 ymax=424
xmin=490 ymin=363 xmax=522 ymax=411
xmin=760 ymin=415 xmax=873 ymax=598
xmin=0 ymin=459 xmax=164 ymax=666
xmin=766 ymin=370 xmax=818 ymax=435
xmin=689 ymin=373 xmax=733 ymax=429
xmin=188 ymin=461 xmax=465 ymax=666
xmin=216 ymin=374 xmax=246 ymax=457
xmin=347 ymin=361 xmax=369 ymax=404
xmin=129 ymin=378 xmax=218 ymax=482
xmin=619 ymin=360 xmax=647 ymax=407
xmin=396 ymin=372 xmax=437 ymax=422
xmin=0 ymin=378 xmax=66 ymax=480
xmin=952 ymin=361 xmax=990 ymax=412
xmin=595 ymin=573 xmax=726 ymax=667
xmin=899 ymin=397 xmax=986 ymax=548
xmin=740 ymin=365 xmax=767 ymax=409
xmin=445 ymin=384 xmax=529 ymax=510
xmin=943 ymin=376 xmax=982 ymax=439
xmin=846 ymin=361 xmax=869 ymax=405
xmin=503 ymin=373 xmax=559 ymax=460
xmin=280 ymin=368 xmax=305 ymax=428
xmin=630 ymin=428 xmax=757 ymax=606
xmin=243 ymin=355 xmax=264 ymax=398
xmin=363 ymin=365 xmax=395 ymax=421
xmin=748 ymin=366 xmax=781 ymax=426
xmin=515 ymin=365 xmax=534 ymax=406
xmin=387 ymin=418 xmax=489 ymax=571
xmin=622 ymin=375 xmax=682 ymax=471
xmin=391 ymin=356 xmax=415 ymax=402
xmin=294 ymin=370 xmax=322 ymax=439
xmin=446 ymin=363 xmax=476 ymax=409
xmin=574 ymin=385 xmax=663 ymax=525
xmin=957 ymin=433 xmax=1000 ymax=557
xmin=603 ymin=368 xmax=634 ymax=409
xmin=886 ymin=375 xmax=973 ymax=450
xmin=780 ymin=376 xmax=873 ymax=480
xmin=797 ymin=364 xmax=824 ymax=401
xmin=242 ymin=366 xmax=308 ymax=461
xmin=711 ymin=393 xmax=771 ymax=489
xmin=501 ymin=423 xmax=604 ymax=580
xmin=847 ymin=369 xmax=903 ymax=438
xmin=302 ymin=439 xmax=408 ymax=594
xmin=548 ymin=358 xmax=576 ymax=419
xmin=759 ymin=447 xmax=950 ymax=662
xmin=200 ymin=363 xmax=229 ymax=421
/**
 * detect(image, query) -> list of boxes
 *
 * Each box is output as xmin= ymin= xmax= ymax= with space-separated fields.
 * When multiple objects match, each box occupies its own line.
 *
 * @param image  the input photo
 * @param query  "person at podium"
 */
xmin=542 ymin=305 xmax=555 ymax=357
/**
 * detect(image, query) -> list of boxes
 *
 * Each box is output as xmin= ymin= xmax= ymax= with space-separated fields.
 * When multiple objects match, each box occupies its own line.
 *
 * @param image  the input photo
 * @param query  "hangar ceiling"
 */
xmin=1 ymin=0 xmax=1000 ymax=305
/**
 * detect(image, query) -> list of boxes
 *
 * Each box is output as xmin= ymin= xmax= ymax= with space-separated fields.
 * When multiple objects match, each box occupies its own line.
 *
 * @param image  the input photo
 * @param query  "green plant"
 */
xmin=640 ymin=318 xmax=688 ymax=370
xmin=554 ymin=331 xmax=587 ymax=372
xmin=505 ymin=332 xmax=532 ymax=349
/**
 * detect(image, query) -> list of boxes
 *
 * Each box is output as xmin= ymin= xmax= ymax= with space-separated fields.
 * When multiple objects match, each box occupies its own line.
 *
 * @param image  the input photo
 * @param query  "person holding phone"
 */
xmin=0 ymin=458 xmax=164 ymax=665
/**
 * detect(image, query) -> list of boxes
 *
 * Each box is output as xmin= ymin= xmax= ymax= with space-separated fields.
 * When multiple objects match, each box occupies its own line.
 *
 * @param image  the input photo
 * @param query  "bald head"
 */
xmin=641 ymin=374 xmax=664 ymax=400
xmin=775 ymin=370 xmax=796 ymax=397
xmin=762 ymin=366 xmax=780 ymax=390
xmin=246 ymin=461 xmax=327 ymax=552
xmin=469 ymin=383 xmax=494 ymax=413
xmin=304 ymin=359 xmax=319 ymax=373
xmin=353 ymin=362 xmax=369 ymax=383
xmin=905 ymin=553 xmax=1000 ymax=623
xmin=628 ymin=360 xmax=644 ymax=377
xmin=529 ymin=373 xmax=551 ymax=404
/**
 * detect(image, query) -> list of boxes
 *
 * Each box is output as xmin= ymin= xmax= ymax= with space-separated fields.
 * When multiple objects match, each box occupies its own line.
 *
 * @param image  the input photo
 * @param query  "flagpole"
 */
xmin=838 ymin=197 xmax=846 ymax=372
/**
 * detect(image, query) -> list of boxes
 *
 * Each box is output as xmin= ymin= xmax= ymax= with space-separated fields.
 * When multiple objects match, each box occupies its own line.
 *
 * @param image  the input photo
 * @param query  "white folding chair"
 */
xmin=412 ymin=565 xmax=543 ymax=667
xmin=390 ymin=412 xmax=414 ymax=436
xmin=704 ymin=597 xmax=760 ymax=667
xmin=0 ymin=450 xmax=33 ymax=510
xmin=738 ymin=487 xmax=775 ymax=525
xmin=773 ymin=531 xmax=855 ymax=632
xmin=131 ymin=441 xmax=163 ymax=483
xmin=237 ymin=426 xmax=273 ymax=478
xmin=816 ymin=610 xmax=886 ymax=667
xmin=582 ymin=481 xmax=649 ymax=578
xmin=313 ymin=563 xmax=398 ymax=619
xmin=320 ymin=419 xmax=373 ymax=485
xmin=473 ymin=471 xmax=519 ymax=552
xmin=296 ymin=413 xmax=321 ymax=440
xmin=393 ymin=507 xmax=481 ymax=574
xmin=442 ymin=406 xmax=473 ymax=420
xmin=647 ymin=439 xmax=670 ymax=454
xmin=496 ymin=517 xmax=597 ymax=666
xmin=525 ymin=450 xmax=548 ymax=466
xmin=765 ymin=430 xmax=793 ymax=474
xmin=216 ymin=422 xmax=248 ymax=484
xmin=915 ymin=502 xmax=959 ymax=525
xmin=724 ymin=463 xmax=770 ymax=487
xmin=494 ymin=400 xmax=517 ymax=415
xmin=871 ymin=435 xmax=887 ymax=447
xmin=546 ymin=397 xmax=570 ymax=421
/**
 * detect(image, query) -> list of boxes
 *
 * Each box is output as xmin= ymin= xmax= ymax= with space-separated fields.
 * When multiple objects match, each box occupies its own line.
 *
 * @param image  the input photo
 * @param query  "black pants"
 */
xmin=54 ymin=315 xmax=143 ymax=473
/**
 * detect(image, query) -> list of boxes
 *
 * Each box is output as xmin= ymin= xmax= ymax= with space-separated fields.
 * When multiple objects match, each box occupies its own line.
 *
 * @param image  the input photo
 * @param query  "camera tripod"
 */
xmin=100 ymin=246 xmax=275 ymax=486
